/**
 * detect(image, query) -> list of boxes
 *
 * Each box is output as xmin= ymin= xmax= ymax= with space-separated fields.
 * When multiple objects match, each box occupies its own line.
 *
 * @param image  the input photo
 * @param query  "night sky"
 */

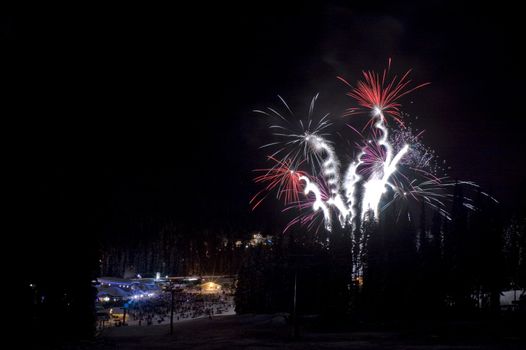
xmin=5 ymin=1 xmax=526 ymax=251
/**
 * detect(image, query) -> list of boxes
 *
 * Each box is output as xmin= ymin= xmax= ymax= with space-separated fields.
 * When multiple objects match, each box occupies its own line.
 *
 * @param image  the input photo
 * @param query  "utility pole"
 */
xmin=166 ymin=281 xmax=181 ymax=336
xmin=289 ymin=253 xmax=314 ymax=340
xmin=170 ymin=286 xmax=175 ymax=335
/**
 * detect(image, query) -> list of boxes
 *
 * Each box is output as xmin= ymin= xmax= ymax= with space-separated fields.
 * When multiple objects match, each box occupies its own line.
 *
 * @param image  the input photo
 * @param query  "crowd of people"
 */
xmin=103 ymin=289 xmax=235 ymax=328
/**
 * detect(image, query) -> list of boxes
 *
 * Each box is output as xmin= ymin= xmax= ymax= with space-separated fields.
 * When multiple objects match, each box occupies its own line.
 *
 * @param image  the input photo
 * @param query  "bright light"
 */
xmin=344 ymin=154 xmax=364 ymax=225
xmin=202 ymin=282 xmax=221 ymax=293
xmin=251 ymin=62 xmax=489 ymax=238
xmin=361 ymin=113 xmax=409 ymax=220
xmin=299 ymin=175 xmax=332 ymax=231
xmin=356 ymin=276 xmax=364 ymax=286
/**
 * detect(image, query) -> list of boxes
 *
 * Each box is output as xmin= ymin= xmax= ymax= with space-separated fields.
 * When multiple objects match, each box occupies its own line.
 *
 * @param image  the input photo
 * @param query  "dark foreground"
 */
xmin=74 ymin=314 xmax=526 ymax=350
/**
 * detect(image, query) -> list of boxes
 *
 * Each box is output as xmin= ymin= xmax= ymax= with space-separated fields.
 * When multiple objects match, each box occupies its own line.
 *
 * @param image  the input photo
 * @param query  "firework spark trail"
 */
xmin=305 ymin=134 xmax=351 ymax=227
xmin=282 ymin=176 xmax=331 ymax=233
xmin=305 ymin=135 xmax=340 ymax=194
xmin=344 ymin=151 xmax=364 ymax=226
xmin=361 ymin=110 xmax=409 ymax=220
xmin=328 ymin=195 xmax=350 ymax=228
xmin=299 ymin=175 xmax=332 ymax=231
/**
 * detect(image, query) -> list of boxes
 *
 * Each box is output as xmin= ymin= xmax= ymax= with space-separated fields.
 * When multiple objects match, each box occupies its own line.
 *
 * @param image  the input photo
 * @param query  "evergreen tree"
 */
xmin=445 ymin=182 xmax=474 ymax=314
xmin=473 ymin=193 xmax=505 ymax=313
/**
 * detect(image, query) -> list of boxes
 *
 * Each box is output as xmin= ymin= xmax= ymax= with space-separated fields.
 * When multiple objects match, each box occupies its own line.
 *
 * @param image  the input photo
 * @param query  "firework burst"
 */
xmin=255 ymin=94 xmax=333 ymax=174
xmin=337 ymin=58 xmax=430 ymax=125
xmin=250 ymin=156 xmax=306 ymax=210
xmin=251 ymin=60 xmax=494 ymax=235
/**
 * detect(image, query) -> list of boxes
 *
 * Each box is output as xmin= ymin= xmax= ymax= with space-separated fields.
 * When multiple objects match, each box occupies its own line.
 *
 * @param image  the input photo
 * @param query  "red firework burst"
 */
xmin=250 ymin=156 xmax=307 ymax=210
xmin=338 ymin=58 xmax=429 ymax=125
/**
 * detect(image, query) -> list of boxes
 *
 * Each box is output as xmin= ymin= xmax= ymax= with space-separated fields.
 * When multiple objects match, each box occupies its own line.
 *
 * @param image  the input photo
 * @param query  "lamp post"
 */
xmin=164 ymin=281 xmax=180 ymax=336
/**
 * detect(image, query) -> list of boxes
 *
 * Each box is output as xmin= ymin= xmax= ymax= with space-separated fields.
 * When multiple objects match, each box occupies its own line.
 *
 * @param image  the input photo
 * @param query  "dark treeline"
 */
xmin=235 ymin=184 xmax=526 ymax=325
xmin=99 ymin=217 xmax=252 ymax=277
xmin=235 ymin=220 xmax=353 ymax=320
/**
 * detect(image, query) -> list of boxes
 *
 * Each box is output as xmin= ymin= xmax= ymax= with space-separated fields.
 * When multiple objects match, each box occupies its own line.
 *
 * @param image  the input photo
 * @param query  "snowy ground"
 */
xmin=90 ymin=314 xmax=525 ymax=350
xmin=104 ymin=305 xmax=236 ymax=328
